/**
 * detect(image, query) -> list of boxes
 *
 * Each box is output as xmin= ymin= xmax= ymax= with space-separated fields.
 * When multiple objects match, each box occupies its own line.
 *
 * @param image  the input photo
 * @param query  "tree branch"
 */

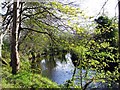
xmin=21 ymin=28 xmax=50 ymax=35
xmin=83 ymin=77 xmax=94 ymax=90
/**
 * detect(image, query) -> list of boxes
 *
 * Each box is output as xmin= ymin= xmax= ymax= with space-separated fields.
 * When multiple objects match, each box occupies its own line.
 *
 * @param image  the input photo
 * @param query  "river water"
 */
xmin=39 ymin=53 xmax=119 ymax=88
xmin=40 ymin=53 xmax=74 ymax=84
xmin=40 ymin=53 xmax=96 ymax=86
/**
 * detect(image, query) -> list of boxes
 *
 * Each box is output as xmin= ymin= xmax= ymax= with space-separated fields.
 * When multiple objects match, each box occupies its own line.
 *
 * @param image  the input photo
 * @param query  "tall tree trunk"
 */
xmin=0 ymin=33 xmax=3 ymax=59
xmin=0 ymin=15 xmax=3 ymax=58
xmin=118 ymin=0 xmax=120 ymax=54
xmin=11 ymin=1 xmax=20 ymax=74
xmin=18 ymin=2 xmax=23 ymax=51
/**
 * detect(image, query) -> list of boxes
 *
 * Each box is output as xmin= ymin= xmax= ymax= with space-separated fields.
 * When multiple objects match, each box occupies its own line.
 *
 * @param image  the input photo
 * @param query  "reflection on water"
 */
xmin=40 ymin=53 xmax=95 ymax=86
xmin=40 ymin=53 xmax=75 ymax=84
xmin=39 ymin=53 xmax=119 ymax=88
xmin=40 ymin=53 xmax=96 ymax=85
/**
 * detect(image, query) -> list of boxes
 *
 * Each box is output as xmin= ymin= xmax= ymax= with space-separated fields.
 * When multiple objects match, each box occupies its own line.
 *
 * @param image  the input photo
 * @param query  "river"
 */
xmin=39 ymin=53 xmax=119 ymax=89
xmin=40 ymin=53 xmax=96 ymax=87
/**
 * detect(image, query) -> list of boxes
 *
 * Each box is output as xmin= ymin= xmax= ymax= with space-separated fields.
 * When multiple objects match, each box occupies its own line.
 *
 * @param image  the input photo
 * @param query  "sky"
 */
xmin=0 ymin=0 xmax=119 ymax=17
xmin=80 ymin=0 xmax=118 ymax=17
xmin=60 ymin=0 xmax=118 ymax=17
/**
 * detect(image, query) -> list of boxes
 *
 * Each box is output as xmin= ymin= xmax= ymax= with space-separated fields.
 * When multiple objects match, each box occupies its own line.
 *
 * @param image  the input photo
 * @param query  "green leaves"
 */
xmin=51 ymin=1 xmax=81 ymax=16
xmin=100 ymin=42 xmax=110 ymax=48
xmin=89 ymin=60 xmax=100 ymax=68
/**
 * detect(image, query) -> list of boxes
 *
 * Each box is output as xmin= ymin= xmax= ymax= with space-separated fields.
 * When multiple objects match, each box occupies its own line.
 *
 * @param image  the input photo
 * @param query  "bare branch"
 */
xmin=96 ymin=0 xmax=109 ymax=17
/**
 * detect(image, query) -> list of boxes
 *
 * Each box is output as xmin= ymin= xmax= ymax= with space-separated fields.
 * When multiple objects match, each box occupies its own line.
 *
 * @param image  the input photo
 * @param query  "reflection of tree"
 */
xmin=46 ymin=59 xmax=56 ymax=71
xmin=41 ymin=58 xmax=56 ymax=79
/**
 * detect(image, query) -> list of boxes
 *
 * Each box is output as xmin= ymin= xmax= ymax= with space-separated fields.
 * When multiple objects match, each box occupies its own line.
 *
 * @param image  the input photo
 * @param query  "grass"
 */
xmin=1 ymin=56 xmax=59 ymax=88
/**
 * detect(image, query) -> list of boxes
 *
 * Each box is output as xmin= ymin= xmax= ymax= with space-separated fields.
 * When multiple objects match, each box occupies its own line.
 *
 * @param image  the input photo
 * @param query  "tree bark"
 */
xmin=118 ymin=0 xmax=120 ymax=54
xmin=11 ymin=1 xmax=20 ymax=74
xmin=0 ymin=15 xmax=3 ymax=58
xmin=0 ymin=34 xmax=3 ymax=58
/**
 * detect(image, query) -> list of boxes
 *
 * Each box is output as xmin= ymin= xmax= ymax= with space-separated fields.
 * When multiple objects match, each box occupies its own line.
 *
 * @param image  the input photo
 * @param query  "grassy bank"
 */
xmin=1 ymin=56 xmax=59 ymax=88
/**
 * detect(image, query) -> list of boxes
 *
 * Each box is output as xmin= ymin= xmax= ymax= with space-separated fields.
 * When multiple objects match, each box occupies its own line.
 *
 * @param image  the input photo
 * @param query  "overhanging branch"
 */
xmin=21 ymin=28 xmax=50 ymax=35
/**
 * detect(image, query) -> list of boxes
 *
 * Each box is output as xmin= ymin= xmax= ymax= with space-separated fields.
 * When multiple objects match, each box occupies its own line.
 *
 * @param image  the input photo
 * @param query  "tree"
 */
xmin=10 ymin=1 xmax=20 ymax=74
xmin=0 ymin=14 xmax=3 ymax=58
xmin=2 ymin=1 xmax=82 ymax=74
xmin=0 ymin=14 xmax=9 ymax=65
xmin=95 ymin=16 xmax=118 ymax=47
xmin=93 ymin=16 xmax=118 ymax=70
xmin=118 ymin=0 xmax=120 ymax=54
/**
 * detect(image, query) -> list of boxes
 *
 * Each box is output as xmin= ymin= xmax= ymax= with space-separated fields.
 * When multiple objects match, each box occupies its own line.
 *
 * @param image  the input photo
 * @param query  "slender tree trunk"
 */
xmin=0 ymin=15 xmax=3 ymax=58
xmin=0 ymin=34 xmax=3 ymax=58
xmin=18 ymin=2 xmax=23 ymax=51
xmin=118 ymin=0 xmax=120 ymax=54
xmin=11 ymin=1 xmax=20 ymax=74
xmin=118 ymin=0 xmax=120 ymax=88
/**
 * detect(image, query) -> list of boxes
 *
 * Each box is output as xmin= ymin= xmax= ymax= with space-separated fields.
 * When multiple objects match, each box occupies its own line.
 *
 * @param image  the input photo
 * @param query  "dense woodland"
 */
xmin=0 ymin=0 xmax=120 ymax=89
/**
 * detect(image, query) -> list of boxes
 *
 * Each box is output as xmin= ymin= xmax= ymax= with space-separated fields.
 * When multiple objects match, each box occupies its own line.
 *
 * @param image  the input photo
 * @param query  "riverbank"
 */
xmin=1 ymin=58 xmax=59 ymax=88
